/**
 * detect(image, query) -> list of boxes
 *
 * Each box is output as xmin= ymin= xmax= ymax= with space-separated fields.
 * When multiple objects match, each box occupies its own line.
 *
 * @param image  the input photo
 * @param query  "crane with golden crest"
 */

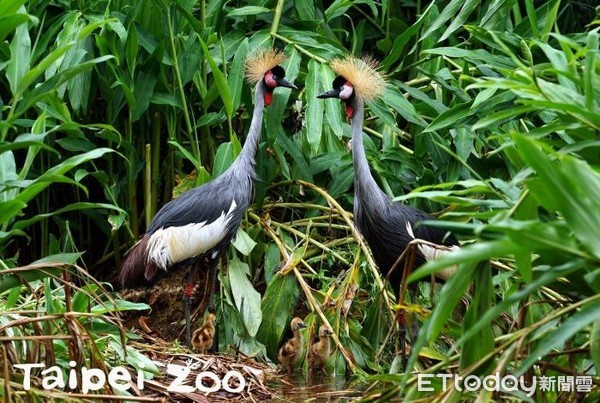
xmin=119 ymin=49 xmax=298 ymax=346
xmin=317 ymin=55 xmax=459 ymax=298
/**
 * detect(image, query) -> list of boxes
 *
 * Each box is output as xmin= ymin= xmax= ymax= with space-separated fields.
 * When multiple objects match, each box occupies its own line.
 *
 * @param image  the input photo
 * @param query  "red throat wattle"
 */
xmin=345 ymin=104 xmax=354 ymax=119
xmin=264 ymin=91 xmax=273 ymax=106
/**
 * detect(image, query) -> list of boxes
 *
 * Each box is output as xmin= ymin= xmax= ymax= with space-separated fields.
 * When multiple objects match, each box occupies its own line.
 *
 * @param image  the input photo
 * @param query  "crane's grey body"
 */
xmin=144 ymin=83 xmax=264 ymax=267
xmin=119 ymin=83 xmax=265 ymax=287
xmin=345 ymin=96 xmax=458 ymax=290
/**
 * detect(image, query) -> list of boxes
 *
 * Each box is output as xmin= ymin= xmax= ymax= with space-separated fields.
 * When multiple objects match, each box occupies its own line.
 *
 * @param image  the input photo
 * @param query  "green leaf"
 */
xmin=0 ymin=150 xmax=18 ymax=203
xmin=276 ymin=132 xmax=313 ymax=182
xmin=6 ymin=20 xmax=30 ymax=95
xmin=13 ymin=202 xmax=125 ymax=231
xmin=228 ymin=257 xmax=262 ymax=337
xmin=227 ymin=38 xmax=248 ymax=113
xmin=320 ymin=64 xmax=343 ymax=137
xmin=198 ymin=35 xmax=233 ymax=118
xmin=516 ymin=298 xmax=600 ymax=376
xmin=421 ymin=0 xmax=463 ymax=41
xmin=515 ymin=136 xmax=600 ymax=259
xmin=231 ymin=227 xmax=257 ymax=256
xmin=0 ymin=13 xmax=31 ymax=43
xmin=132 ymin=70 xmax=157 ymax=121
xmin=592 ymin=320 xmax=600 ymax=374
xmin=305 ymin=59 xmax=323 ymax=154
xmin=439 ymin=0 xmax=479 ymax=42
xmin=16 ymin=148 xmax=113 ymax=206
xmin=256 ymin=273 xmax=299 ymax=357
xmin=212 ymin=142 xmax=234 ymax=178
xmin=91 ymin=299 xmax=150 ymax=314
xmin=424 ymin=102 xmax=472 ymax=132
xmin=227 ymin=6 xmax=270 ymax=17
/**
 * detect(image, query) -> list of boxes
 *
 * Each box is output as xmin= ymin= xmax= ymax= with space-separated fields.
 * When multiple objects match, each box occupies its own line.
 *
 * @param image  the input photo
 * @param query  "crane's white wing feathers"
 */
xmin=405 ymin=222 xmax=459 ymax=280
xmin=147 ymin=200 xmax=238 ymax=270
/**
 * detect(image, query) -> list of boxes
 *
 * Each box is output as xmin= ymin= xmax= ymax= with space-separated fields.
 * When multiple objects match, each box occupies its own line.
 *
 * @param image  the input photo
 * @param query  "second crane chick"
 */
xmin=309 ymin=324 xmax=334 ymax=374
xmin=278 ymin=317 xmax=306 ymax=375
xmin=191 ymin=313 xmax=216 ymax=354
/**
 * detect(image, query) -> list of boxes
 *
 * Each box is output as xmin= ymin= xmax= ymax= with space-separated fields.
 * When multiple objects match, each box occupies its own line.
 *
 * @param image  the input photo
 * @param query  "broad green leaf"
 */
xmin=132 ymin=70 xmax=157 ymax=121
xmin=0 ymin=150 xmax=18 ymax=203
xmin=232 ymin=227 xmax=257 ymax=256
xmin=0 ymin=14 xmax=31 ymax=43
xmin=256 ymin=273 xmax=299 ymax=357
xmin=320 ymin=64 xmax=343 ymax=137
xmin=306 ymin=59 xmax=323 ymax=154
xmin=13 ymin=202 xmax=125 ymax=231
xmin=228 ymin=257 xmax=262 ymax=337
xmin=198 ymin=35 xmax=233 ymax=118
xmin=16 ymin=148 xmax=113 ymax=206
xmin=227 ymin=6 xmax=270 ymax=17
xmin=92 ymin=300 xmax=151 ymax=314
xmin=424 ymin=102 xmax=472 ymax=132
xmin=212 ymin=141 xmax=234 ymax=177
xmin=6 ymin=19 xmax=30 ymax=95
xmin=421 ymin=0 xmax=462 ymax=41
xmin=439 ymin=0 xmax=479 ymax=42
xmin=227 ymin=38 xmax=248 ymax=114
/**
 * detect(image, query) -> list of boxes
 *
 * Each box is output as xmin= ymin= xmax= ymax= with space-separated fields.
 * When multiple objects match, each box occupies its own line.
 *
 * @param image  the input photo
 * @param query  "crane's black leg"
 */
xmin=408 ymin=283 xmax=420 ymax=343
xmin=208 ymin=255 xmax=223 ymax=353
xmin=183 ymin=265 xmax=195 ymax=347
xmin=396 ymin=310 xmax=408 ymax=371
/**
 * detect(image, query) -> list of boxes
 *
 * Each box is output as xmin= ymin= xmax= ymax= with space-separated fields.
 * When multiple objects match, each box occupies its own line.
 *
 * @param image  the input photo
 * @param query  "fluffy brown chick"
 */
xmin=309 ymin=324 xmax=334 ymax=374
xmin=191 ymin=313 xmax=216 ymax=353
xmin=278 ymin=317 xmax=306 ymax=375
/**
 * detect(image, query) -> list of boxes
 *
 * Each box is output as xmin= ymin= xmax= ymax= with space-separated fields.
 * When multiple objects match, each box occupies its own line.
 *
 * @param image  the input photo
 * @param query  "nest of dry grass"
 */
xmin=127 ymin=331 xmax=276 ymax=402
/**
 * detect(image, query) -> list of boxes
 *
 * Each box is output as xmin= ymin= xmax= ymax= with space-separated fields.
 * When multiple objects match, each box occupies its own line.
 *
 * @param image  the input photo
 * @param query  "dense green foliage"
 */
xmin=1 ymin=0 xmax=599 ymax=400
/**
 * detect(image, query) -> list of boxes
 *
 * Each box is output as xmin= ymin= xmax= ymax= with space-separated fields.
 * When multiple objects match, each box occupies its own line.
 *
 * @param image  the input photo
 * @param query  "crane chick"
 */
xmin=309 ymin=324 xmax=334 ymax=374
xmin=191 ymin=313 xmax=216 ymax=354
xmin=278 ymin=317 xmax=306 ymax=375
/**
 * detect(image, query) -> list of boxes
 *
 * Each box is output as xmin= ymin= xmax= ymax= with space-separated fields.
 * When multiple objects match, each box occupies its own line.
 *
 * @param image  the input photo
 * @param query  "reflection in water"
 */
xmin=272 ymin=373 xmax=363 ymax=402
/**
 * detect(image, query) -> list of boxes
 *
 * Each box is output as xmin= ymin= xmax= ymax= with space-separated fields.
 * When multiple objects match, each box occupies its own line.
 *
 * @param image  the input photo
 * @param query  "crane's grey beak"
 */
xmin=298 ymin=322 xmax=307 ymax=329
xmin=317 ymin=89 xmax=341 ymax=99
xmin=277 ymin=78 xmax=298 ymax=90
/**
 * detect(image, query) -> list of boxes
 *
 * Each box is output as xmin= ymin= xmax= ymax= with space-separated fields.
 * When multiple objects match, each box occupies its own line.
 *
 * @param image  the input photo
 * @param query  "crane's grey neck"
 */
xmin=351 ymin=96 xmax=388 ymax=207
xmin=226 ymin=82 xmax=265 ymax=179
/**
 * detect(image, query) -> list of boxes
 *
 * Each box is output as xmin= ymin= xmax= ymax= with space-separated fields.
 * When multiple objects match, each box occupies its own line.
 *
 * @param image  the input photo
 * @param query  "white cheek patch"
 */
xmin=148 ymin=200 xmax=238 ymax=270
xmin=339 ymin=84 xmax=354 ymax=100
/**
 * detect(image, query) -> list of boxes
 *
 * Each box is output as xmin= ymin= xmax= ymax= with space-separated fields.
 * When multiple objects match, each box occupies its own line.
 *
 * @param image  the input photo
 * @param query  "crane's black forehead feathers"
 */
xmin=332 ymin=75 xmax=348 ymax=89
xmin=271 ymin=65 xmax=285 ymax=78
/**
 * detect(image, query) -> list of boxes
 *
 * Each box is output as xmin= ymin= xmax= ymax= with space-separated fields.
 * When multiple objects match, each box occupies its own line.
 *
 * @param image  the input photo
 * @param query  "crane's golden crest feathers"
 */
xmin=245 ymin=49 xmax=287 ymax=84
xmin=331 ymin=55 xmax=386 ymax=101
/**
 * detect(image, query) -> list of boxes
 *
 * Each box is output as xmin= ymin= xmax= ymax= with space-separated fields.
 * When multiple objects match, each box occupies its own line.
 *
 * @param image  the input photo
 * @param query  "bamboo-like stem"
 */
xmin=166 ymin=6 xmax=198 ymax=160
xmin=270 ymin=0 xmax=285 ymax=36
xmin=144 ymin=144 xmax=152 ymax=228
xmin=125 ymin=118 xmax=138 ymax=239
xmin=150 ymin=112 xmax=161 ymax=218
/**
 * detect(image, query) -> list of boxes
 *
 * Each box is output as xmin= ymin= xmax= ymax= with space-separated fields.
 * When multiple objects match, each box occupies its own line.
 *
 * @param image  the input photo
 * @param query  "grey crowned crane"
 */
xmin=317 ymin=55 xmax=459 ymax=300
xmin=119 ymin=49 xmax=297 ymax=346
